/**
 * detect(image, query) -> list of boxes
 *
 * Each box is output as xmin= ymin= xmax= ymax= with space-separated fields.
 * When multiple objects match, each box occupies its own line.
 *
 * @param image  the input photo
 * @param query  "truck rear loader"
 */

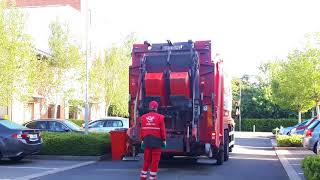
xmin=126 ymin=40 xmax=235 ymax=164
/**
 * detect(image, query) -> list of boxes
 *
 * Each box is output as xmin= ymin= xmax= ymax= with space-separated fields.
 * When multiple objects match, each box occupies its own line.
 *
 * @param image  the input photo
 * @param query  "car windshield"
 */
xmin=308 ymin=120 xmax=320 ymax=129
xmin=0 ymin=120 xmax=28 ymax=130
xmin=64 ymin=120 xmax=81 ymax=131
xmin=297 ymin=120 xmax=310 ymax=127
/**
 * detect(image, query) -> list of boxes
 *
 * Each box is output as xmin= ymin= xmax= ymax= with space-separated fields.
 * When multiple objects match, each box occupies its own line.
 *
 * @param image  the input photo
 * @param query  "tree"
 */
xmin=270 ymin=50 xmax=316 ymax=122
xmin=231 ymin=68 xmax=297 ymax=120
xmin=90 ymin=34 xmax=137 ymax=117
xmin=303 ymin=48 xmax=320 ymax=117
xmin=35 ymin=19 xmax=83 ymax=118
xmin=0 ymin=1 xmax=35 ymax=107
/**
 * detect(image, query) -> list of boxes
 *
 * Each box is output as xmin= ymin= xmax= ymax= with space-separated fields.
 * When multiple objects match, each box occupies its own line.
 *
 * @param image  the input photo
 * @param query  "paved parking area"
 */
xmin=0 ymin=159 xmax=95 ymax=180
xmin=276 ymin=149 xmax=314 ymax=180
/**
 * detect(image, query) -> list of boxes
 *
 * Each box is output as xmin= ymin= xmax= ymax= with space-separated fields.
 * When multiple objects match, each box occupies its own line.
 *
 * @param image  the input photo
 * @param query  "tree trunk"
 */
xmin=312 ymin=108 xmax=315 ymax=118
xmin=317 ymin=103 xmax=320 ymax=119
xmin=53 ymin=95 xmax=58 ymax=119
xmin=53 ymin=104 xmax=58 ymax=118
xmin=298 ymin=111 xmax=302 ymax=123
xmin=105 ymin=101 xmax=111 ymax=117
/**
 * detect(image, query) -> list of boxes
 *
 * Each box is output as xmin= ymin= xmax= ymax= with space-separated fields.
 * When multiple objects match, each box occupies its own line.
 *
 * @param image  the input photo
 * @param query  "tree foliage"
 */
xmin=30 ymin=19 xmax=83 ymax=117
xmin=0 ymin=2 xmax=35 ymax=106
xmin=90 ymin=34 xmax=137 ymax=117
xmin=270 ymin=49 xmax=319 ymax=121
xmin=232 ymin=74 xmax=295 ymax=119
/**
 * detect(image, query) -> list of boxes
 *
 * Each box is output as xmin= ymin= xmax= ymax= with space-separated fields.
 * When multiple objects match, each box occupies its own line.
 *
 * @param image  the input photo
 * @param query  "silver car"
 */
xmin=303 ymin=120 xmax=320 ymax=154
xmin=85 ymin=117 xmax=129 ymax=133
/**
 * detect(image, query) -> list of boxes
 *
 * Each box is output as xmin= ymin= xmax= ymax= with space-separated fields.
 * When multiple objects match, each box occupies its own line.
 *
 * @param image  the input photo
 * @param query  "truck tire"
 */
xmin=216 ymin=146 xmax=224 ymax=165
xmin=224 ymin=129 xmax=229 ymax=161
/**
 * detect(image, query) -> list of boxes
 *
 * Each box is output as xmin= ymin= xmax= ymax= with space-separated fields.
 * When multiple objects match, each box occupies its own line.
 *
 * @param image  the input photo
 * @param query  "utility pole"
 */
xmin=239 ymin=81 xmax=242 ymax=132
xmin=84 ymin=0 xmax=89 ymax=134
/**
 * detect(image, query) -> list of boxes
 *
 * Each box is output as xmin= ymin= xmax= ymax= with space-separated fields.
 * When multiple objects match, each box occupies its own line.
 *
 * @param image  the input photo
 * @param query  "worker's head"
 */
xmin=149 ymin=101 xmax=158 ymax=111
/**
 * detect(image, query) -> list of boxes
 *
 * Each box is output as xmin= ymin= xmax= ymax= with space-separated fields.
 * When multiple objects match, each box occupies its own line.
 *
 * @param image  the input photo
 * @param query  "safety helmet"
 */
xmin=149 ymin=101 xmax=158 ymax=110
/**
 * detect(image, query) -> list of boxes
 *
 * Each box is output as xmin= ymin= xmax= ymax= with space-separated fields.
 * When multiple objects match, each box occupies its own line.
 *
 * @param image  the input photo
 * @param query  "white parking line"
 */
xmin=13 ymin=161 xmax=96 ymax=180
xmin=0 ymin=166 xmax=57 ymax=170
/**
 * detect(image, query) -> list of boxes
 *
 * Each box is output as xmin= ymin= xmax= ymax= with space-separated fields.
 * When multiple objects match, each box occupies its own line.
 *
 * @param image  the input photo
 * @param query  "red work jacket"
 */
xmin=140 ymin=112 xmax=166 ymax=147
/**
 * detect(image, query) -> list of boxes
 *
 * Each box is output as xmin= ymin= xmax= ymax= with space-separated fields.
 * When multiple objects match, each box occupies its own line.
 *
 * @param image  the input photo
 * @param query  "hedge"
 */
xmin=235 ymin=119 xmax=298 ymax=132
xmin=302 ymin=155 xmax=320 ymax=180
xmin=276 ymin=135 xmax=303 ymax=147
xmin=40 ymin=132 xmax=110 ymax=156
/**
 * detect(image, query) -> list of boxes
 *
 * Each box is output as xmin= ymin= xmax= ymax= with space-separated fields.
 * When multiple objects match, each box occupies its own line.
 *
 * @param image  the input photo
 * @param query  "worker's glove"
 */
xmin=141 ymin=141 xmax=145 ymax=150
xmin=162 ymin=141 xmax=167 ymax=149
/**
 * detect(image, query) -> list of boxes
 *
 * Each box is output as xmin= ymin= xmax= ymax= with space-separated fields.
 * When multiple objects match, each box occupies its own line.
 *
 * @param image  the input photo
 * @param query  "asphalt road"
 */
xmin=32 ymin=132 xmax=289 ymax=180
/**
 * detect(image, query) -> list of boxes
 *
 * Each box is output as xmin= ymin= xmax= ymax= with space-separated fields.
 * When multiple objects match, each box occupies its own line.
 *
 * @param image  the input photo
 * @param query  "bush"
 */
xmin=69 ymin=119 xmax=84 ymax=127
xmin=276 ymin=135 xmax=303 ymax=147
xmin=302 ymin=155 xmax=320 ymax=180
xmin=40 ymin=132 xmax=110 ymax=156
xmin=235 ymin=119 xmax=298 ymax=132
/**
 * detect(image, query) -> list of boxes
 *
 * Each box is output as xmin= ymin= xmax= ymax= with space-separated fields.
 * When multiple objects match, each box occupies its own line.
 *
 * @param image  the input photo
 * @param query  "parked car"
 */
xmin=84 ymin=117 xmax=129 ymax=133
xmin=24 ymin=119 xmax=83 ymax=133
xmin=0 ymin=120 xmax=42 ymax=161
xmin=280 ymin=120 xmax=310 ymax=135
xmin=303 ymin=119 xmax=320 ymax=154
xmin=290 ymin=117 xmax=317 ymax=135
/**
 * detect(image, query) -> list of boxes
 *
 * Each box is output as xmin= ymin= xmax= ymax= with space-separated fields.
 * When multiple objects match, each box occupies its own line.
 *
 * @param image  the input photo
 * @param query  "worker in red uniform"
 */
xmin=140 ymin=101 xmax=166 ymax=180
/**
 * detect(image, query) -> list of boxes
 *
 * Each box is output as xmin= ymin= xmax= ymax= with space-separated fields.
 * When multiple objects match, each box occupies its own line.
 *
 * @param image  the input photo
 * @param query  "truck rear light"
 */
xmin=306 ymin=129 xmax=313 ymax=137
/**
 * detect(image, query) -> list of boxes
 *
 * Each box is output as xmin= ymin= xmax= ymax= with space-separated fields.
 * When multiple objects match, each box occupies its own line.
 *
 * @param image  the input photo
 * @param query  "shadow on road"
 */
xmin=0 ymin=159 xmax=34 ymax=165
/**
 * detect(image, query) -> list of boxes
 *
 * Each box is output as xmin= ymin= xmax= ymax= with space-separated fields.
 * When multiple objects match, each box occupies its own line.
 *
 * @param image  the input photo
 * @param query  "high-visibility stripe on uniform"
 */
xmin=149 ymin=176 xmax=156 ymax=180
xmin=141 ymin=127 xmax=160 ymax=130
xmin=140 ymin=175 xmax=147 ymax=178
xmin=150 ymin=172 xmax=157 ymax=175
xmin=141 ymin=170 xmax=147 ymax=174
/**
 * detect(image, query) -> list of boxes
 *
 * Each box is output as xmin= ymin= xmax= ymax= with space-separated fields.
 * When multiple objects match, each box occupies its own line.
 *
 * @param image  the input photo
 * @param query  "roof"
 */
xmin=14 ymin=0 xmax=81 ymax=11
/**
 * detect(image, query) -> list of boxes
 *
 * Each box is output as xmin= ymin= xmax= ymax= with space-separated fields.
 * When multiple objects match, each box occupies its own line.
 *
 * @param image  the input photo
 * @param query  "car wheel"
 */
xmin=9 ymin=155 xmax=24 ymax=162
xmin=313 ymin=142 xmax=318 ymax=154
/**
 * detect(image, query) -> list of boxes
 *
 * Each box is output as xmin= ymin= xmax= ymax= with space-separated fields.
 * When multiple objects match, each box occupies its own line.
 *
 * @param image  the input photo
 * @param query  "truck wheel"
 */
xmin=224 ymin=130 xmax=229 ymax=161
xmin=216 ymin=146 xmax=224 ymax=165
xmin=229 ymin=147 xmax=233 ymax=152
xmin=313 ymin=142 xmax=318 ymax=154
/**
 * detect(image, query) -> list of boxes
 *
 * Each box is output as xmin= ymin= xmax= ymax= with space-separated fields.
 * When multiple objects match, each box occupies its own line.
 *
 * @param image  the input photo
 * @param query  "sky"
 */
xmin=88 ymin=0 xmax=320 ymax=77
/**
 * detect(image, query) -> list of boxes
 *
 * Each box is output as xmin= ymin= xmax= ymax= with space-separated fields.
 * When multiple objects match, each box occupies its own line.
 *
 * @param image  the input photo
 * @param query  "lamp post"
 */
xmin=238 ymin=81 xmax=242 ymax=132
xmin=84 ymin=0 xmax=89 ymax=134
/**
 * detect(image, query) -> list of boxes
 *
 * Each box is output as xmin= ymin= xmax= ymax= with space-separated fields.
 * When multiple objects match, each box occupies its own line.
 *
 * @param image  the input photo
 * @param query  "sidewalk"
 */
xmin=271 ymin=139 xmax=315 ymax=180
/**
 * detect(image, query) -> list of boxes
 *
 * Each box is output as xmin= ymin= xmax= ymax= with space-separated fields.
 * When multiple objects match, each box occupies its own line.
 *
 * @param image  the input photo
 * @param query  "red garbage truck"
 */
xmin=125 ymin=40 xmax=235 ymax=165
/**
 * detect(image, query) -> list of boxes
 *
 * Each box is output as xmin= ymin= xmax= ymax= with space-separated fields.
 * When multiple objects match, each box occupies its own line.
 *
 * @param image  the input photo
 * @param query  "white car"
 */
xmin=84 ymin=117 xmax=129 ymax=133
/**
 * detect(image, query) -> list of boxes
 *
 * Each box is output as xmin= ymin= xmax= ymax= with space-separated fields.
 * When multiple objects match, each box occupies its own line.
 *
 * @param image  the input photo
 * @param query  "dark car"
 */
xmin=0 ymin=120 xmax=42 ymax=161
xmin=24 ymin=119 xmax=83 ymax=133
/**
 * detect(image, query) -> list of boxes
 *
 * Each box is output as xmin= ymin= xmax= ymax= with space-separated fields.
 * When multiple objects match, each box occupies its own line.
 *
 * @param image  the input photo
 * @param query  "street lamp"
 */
xmin=238 ymin=81 xmax=242 ymax=132
xmin=84 ymin=0 xmax=90 ymax=134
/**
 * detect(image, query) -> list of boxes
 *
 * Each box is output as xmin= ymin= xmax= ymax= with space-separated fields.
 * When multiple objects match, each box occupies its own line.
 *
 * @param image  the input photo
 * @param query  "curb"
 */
xmin=274 ymin=147 xmax=306 ymax=150
xmin=25 ymin=154 xmax=111 ymax=161
xmin=270 ymin=139 xmax=303 ymax=180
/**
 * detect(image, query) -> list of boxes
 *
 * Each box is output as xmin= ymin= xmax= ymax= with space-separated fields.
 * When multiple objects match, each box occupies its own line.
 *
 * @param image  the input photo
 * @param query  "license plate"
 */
xmin=28 ymin=134 xmax=38 ymax=141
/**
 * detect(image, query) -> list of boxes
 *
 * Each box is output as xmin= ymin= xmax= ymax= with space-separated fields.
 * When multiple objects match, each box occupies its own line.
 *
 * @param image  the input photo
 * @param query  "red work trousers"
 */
xmin=140 ymin=147 xmax=162 ymax=180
